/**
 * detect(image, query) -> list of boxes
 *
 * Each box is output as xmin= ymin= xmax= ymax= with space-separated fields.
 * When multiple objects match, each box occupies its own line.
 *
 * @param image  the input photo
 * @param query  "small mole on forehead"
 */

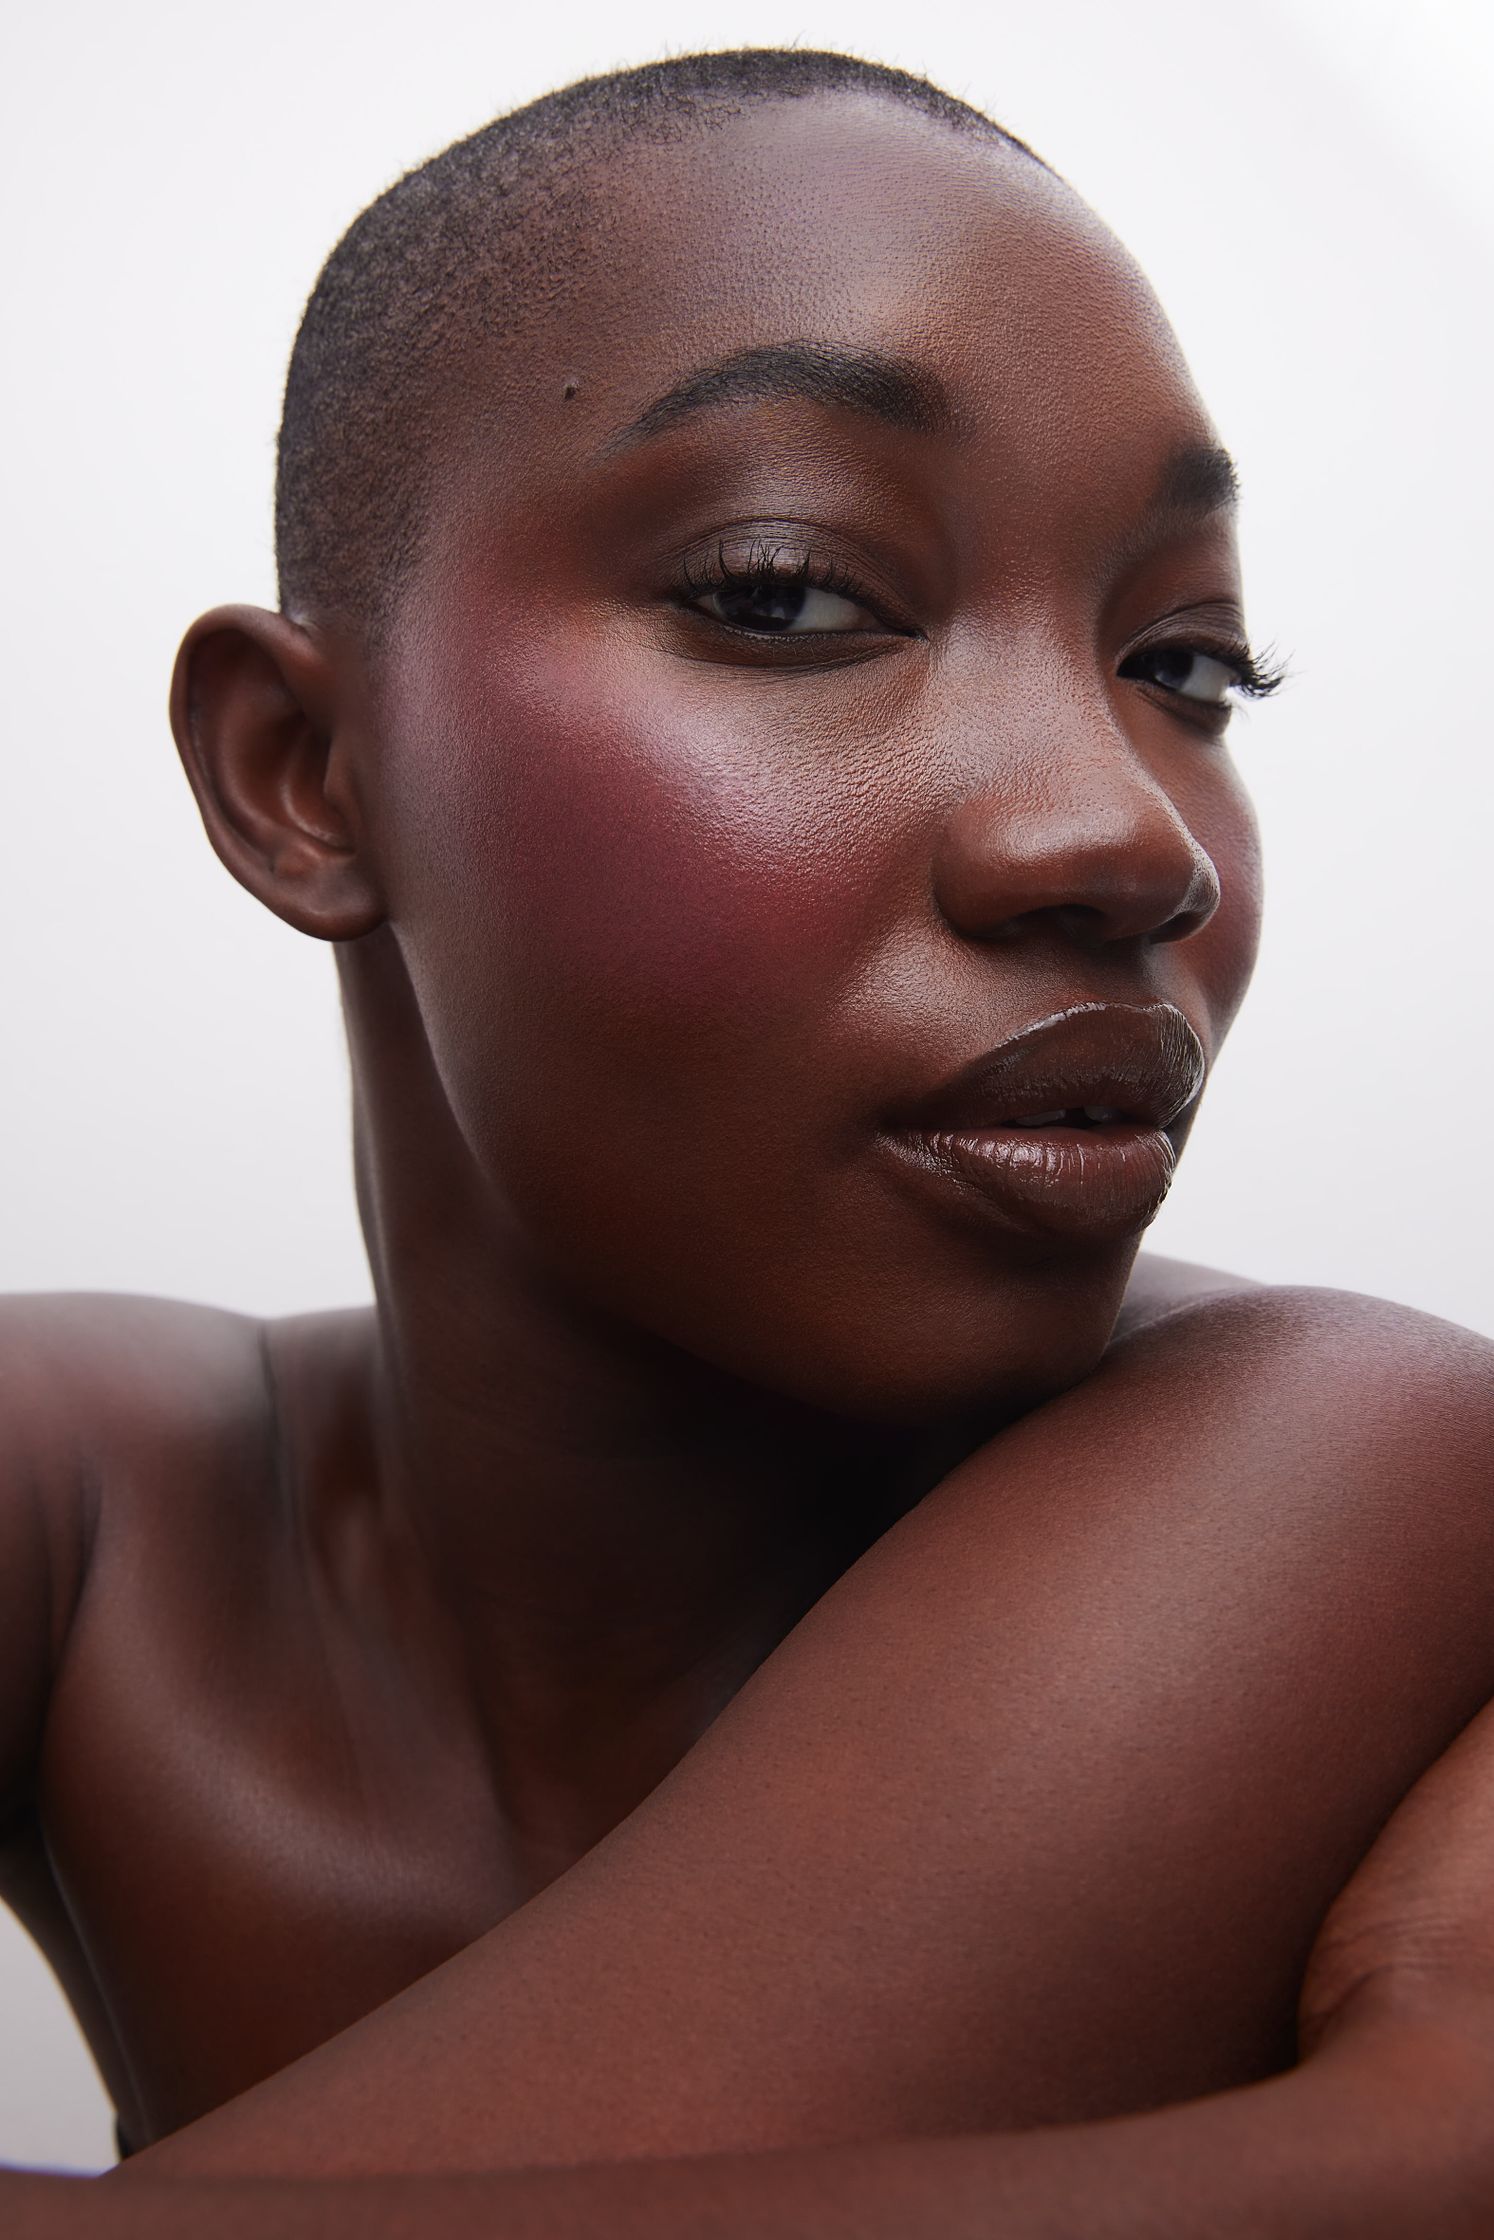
xmin=562 ymin=380 xmax=580 ymax=402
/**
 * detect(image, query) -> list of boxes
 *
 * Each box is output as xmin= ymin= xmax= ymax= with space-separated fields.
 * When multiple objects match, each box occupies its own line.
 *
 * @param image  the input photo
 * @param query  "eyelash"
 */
xmin=1122 ymin=635 xmax=1288 ymax=705
xmin=676 ymin=539 xmax=877 ymax=618
xmin=674 ymin=542 xmax=1287 ymax=706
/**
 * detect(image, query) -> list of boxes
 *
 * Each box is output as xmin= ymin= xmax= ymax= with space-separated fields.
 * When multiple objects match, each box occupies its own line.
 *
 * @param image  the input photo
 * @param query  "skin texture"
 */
xmin=4 ymin=89 xmax=1494 ymax=2232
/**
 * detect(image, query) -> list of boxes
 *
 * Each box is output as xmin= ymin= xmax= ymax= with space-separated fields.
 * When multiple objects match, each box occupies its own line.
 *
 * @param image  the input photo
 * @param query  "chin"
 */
xmin=696 ymin=1247 xmax=1137 ymax=1431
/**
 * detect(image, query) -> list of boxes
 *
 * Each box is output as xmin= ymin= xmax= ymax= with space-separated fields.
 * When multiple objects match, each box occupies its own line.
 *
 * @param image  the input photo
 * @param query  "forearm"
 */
xmin=10 ymin=2026 xmax=1489 ymax=2240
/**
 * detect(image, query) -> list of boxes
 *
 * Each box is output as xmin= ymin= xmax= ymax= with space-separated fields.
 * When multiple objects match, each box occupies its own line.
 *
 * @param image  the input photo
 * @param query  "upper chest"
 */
xmin=29 ymin=1487 xmax=531 ymax=2143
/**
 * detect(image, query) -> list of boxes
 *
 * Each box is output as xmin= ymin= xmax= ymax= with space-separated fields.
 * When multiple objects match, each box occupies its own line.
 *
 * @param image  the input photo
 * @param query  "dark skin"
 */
xmin=6 ymin=92 xmax=1494 ymax=2232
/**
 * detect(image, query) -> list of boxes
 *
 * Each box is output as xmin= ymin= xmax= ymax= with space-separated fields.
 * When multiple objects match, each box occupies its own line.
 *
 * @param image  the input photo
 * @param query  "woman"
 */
xmin=5 ymin=49 xmax=1494 ymax=2235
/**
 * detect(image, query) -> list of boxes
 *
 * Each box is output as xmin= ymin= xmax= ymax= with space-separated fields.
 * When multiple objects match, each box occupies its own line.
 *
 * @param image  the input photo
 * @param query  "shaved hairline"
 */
xmin=273 ymin=51 xmax=1048 ymax=644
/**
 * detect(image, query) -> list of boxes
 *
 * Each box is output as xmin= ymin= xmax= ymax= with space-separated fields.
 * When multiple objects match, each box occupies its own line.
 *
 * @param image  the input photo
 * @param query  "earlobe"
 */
xmin=170 ymin=604 xmax=385 ymax=942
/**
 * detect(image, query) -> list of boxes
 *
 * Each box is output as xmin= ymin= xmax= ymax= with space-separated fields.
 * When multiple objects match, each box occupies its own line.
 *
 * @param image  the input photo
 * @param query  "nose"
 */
xmin=930 ymin=723 xmax=1221 ymax=950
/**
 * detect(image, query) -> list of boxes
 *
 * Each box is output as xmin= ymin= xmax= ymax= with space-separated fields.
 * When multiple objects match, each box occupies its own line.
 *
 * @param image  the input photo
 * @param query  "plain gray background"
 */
xmin=2 ymin=0 xmax=1490 ymax=2173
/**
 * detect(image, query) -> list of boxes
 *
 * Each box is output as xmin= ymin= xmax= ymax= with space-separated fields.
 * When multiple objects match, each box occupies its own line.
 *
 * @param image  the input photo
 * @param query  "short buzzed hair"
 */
xmin=273 ymin=48 xmax=1042 ymax=640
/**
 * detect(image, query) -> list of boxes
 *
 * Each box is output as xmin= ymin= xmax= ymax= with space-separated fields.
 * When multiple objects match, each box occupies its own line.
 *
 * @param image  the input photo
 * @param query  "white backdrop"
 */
xmin=2 ymin=0 xmax=1490 ymax=2175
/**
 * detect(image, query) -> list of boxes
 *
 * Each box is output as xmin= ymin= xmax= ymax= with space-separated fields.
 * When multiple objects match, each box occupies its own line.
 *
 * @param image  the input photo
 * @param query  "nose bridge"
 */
xmin=929 ymin=655 xmax=1220 ymax=947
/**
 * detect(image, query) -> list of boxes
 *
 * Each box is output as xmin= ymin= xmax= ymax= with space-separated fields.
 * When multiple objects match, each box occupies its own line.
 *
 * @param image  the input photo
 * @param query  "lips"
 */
xmin=880 ymin=1002 xmax=1207 ymax=1242
xmin=894 ymin=1001 xmax=1206 ymax=1135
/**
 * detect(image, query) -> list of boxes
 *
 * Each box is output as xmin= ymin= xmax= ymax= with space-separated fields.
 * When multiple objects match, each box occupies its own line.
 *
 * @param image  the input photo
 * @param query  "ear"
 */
xmin=170 ymin=604 xmax=385 ymax=941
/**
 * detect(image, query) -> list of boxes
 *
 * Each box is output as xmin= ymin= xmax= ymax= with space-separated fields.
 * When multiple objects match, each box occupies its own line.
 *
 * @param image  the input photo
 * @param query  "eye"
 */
xmin=1120 ymin=644 xmax=1241 ymax=705
xmin=676 ymin=539 xmax=893 ymax=640
xmin=698 ymin=575 xmax=877 ymax=634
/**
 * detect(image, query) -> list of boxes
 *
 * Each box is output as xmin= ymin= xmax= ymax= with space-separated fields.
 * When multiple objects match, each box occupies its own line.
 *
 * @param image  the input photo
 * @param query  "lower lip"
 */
xmin=880 ymin=1122 xmax=1179 ymax=1242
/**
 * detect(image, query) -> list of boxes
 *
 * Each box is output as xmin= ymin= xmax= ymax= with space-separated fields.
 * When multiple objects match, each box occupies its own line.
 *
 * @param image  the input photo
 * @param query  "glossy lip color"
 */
xmin=880 ymin=1117 xmax=1180 ymax=1241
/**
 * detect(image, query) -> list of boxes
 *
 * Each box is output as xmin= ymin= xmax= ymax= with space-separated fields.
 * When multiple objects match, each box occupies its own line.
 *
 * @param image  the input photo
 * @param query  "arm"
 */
xmin=3 ymin=2069 xmax=1489 ymax=2240
xmin=10 ymin=1721 xmax=1494 ymax=2239
xmin=124 ymin=1286 xmax=1494 ymax=2183
xmin=11 ymin=1287 xmax=1494 ymax=2229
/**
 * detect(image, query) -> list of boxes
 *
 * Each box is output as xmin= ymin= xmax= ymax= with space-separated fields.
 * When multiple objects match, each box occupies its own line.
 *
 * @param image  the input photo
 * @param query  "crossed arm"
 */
xmin=10 ymin=1286 xmax=1494 ymax=2233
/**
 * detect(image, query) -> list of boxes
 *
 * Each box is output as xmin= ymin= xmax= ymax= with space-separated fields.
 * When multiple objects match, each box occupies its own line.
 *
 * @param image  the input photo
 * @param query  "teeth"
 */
xmin=1005 ymin=1107 xmax=1128 ymax=1128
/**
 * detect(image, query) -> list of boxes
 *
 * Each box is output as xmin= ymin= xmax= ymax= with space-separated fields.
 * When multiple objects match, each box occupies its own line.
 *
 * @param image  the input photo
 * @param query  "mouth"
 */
xmin=879 ymin=1002 xmax=1207 ymax=1243
xmin=970 ymin=1105 xmax=1140 ymax=1128
xmin=892 ymin=999 xmax=1206 ymax=1137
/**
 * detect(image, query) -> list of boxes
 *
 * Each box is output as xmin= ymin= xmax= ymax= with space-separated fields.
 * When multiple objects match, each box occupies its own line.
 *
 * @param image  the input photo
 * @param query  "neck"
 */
xmin=331 ymin=933 xmax=972 ymax=1874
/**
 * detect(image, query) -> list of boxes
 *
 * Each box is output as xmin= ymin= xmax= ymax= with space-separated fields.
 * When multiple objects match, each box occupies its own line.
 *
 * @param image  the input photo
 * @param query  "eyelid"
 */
xmin=669 ymin=524 xmax=918 ymax=637
xmin=1152 ymin=636 xmax=1287 ymax=700
xmin=1120 ymin=604 xmax=1288 ymax=701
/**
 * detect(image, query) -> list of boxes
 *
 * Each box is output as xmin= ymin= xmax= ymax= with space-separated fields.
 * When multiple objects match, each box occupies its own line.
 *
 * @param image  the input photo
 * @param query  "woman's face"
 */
xmin=363 ymin=95 xmax=1264 ymax=1423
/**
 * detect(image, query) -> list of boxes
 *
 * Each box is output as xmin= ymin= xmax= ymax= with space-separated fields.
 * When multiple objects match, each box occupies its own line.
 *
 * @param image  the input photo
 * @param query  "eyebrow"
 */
xmin=607 ymin=341 xmax=953 ymax=452
xmin=1151 ymin=441 xmax=1240 ymax=520
xmin=605 ymin=348 xmax=1239 ymax=534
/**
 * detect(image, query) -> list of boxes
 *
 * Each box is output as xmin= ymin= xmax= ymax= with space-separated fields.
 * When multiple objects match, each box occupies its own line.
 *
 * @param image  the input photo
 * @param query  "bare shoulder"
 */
xmin=0 ymin=1293 xmax=273 ymax=1826
xmin=0 ymin=1290 xmax=275 ymax=1514
xmin=1113 ymin=1246 xmax=1262 ymax=1335
xmin=910 ymin=1272 xmax=1494 ymax=1806
xmin=0 ymin=1293 xmax=387 ymax=1626
xmin=998 ymin=1273 xmax=1494 ymax=1674
xmin=1115 ymin=1254 xmax=1494 ymax=1419
xmin=1115 ymin=1267 xmax=1494 ymax=1502
xmin=0 ymin=1286 xmax=269 ymax=1396
xmin=1108 ymin=1268 xmax=1494 ymax=1406
xmin=0 ymin=1291 xmax=283 ymax=1620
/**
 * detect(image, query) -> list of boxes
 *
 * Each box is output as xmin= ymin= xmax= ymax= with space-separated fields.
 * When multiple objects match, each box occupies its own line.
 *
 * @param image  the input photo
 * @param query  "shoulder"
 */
xmin=977 ymin=1276 xmax=1494 ymax=1698
xmin=0 ymin=1286 xmax=268 ymax=1489
xmin=1113 ymin=1247 xmax=1264 ymax=1337
xmin=1108 ymin=1273 xmax=1494 ymax=1432
xmin=1128 ymin=1276 xmax=1494 ymax=1526
xmin=0 ymin=1291 xmax=383 ymax=1572
xmin=0 ymin=1293 xmax=271 ymax=1827
xmin=1099 ymin=1266 xmax=1494 ymax=1569
xmin=0 ymin=1291 xmax=277 ymax=1628
xmin=0 ymin=1290 xmax=274 ymax=1506
xmin=0 ymin=1291 xmax=358 ymax=1649
xmin=0 ymin=1293 xmax=380 ymax=1819
xmin=0 ymin=1286 xmax=269 ymax=1392
xmin=1114 ymin=1256 xmax=1494 ymax=1428
xmin=923 ymin=1273 xmax=1494 ymax=1706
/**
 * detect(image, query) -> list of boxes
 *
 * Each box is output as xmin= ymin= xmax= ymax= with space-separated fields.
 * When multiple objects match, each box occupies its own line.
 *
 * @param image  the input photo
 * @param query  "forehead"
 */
xmin=455 ymin=95 xmax=1212 ymax=509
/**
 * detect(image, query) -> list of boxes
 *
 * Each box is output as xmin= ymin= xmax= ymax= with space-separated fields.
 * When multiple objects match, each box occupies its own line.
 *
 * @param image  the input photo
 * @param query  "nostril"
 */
xmin=1155 ymin=855 xmax=1223 ymax=945
xmin=931 ymin=783 xmax=1221 ymax=950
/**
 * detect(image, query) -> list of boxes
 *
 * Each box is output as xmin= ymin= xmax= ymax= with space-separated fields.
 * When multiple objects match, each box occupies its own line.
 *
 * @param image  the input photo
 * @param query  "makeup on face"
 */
xmin=373 ymin=99 xmax=1271 ymax=1420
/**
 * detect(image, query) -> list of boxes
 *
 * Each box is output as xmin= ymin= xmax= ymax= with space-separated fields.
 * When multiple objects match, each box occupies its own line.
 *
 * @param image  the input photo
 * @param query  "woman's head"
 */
xmin=173 ymin=51 xmax=1269 ymax=1425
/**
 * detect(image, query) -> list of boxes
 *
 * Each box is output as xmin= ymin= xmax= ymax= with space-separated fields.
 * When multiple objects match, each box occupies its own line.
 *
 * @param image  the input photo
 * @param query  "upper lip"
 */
xmin=889 ymin=1002 xmax=1207 ymax=1133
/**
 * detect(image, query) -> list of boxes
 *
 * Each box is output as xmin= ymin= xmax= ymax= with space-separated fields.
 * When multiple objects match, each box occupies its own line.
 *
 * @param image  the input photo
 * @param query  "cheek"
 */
xmin=382 ymin=631 xmax=895 ymax=1109
xmin=371 ymin=628 xmax=922 ymax=1362
xmin=495 ymin=691 xmax=834 ymax=1029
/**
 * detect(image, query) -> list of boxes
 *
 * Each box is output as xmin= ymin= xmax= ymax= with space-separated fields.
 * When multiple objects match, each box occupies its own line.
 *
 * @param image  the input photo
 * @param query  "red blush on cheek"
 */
xmin=435 ymin=640 xmax=878 ymax=1042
